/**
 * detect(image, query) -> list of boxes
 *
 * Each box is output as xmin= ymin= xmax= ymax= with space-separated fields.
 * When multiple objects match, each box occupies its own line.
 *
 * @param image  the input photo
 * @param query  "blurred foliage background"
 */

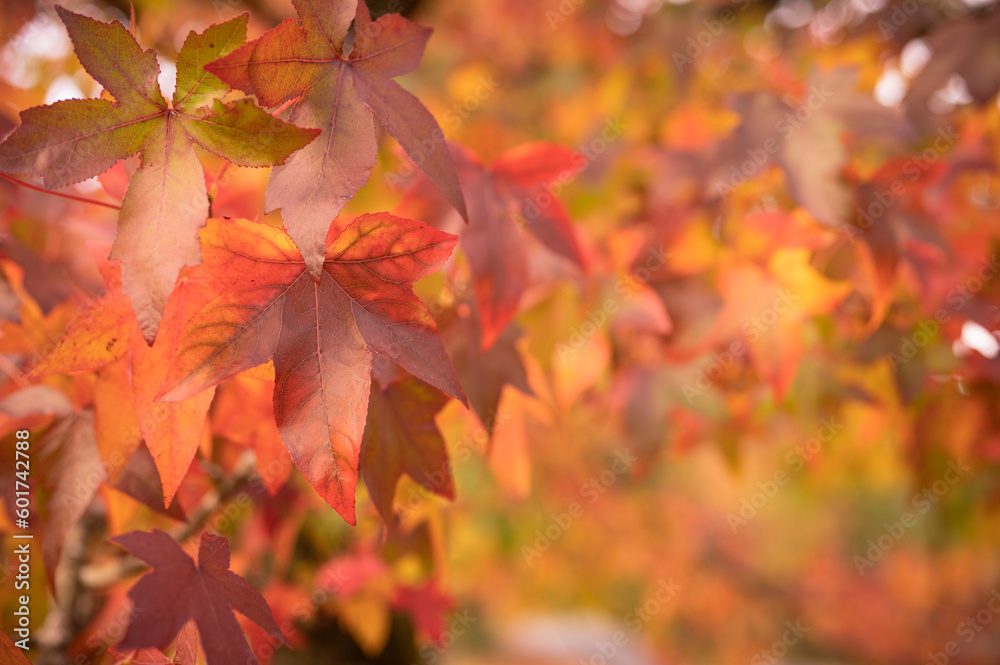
xmin=2 ymin=0 xmax=1000 ymax=663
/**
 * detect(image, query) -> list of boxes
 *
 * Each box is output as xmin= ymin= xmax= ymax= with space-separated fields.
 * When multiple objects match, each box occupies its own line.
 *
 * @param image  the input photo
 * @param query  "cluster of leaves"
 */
xmin=0 ymin=0 xmax=518 ymax=661
xmin=1 ymin=2 xmax=483 ymax=526
xmin=1 ymin=0 xmax=1000 ymax=663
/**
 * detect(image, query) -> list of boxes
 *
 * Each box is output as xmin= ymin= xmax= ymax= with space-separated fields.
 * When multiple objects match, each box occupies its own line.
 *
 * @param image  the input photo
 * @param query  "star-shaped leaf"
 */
xmin=159 ymin=214 xmax=466 ymax=524
xmin=112 ymin=530 xmax=287 ymax=665
xmin=402 ymin=142 xmax=587 ymax=347
xmin=205 ymin=0 xmax=468 ymax=275
xmin=361 ymin=373 xmax=451 ymax=522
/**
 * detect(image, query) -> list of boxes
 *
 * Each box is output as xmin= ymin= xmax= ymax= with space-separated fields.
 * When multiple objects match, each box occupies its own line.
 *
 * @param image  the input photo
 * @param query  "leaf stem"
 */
xmin=270 ymin=97 xmax=299 ymax=117
xmin=0 ymin=173 xmax=121 ymax=210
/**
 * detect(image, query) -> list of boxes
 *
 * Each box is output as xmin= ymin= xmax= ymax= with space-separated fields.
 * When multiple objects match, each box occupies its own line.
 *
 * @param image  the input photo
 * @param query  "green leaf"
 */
xmin=55 ymin=6 xmax=164 ymax=109
xmin=181 ymin=98 xmax=321 ymax=168
xmin=173 ymin=14 xmax=249 ymax=112
xmin=0 ymin=99 xmax=157 ymax=189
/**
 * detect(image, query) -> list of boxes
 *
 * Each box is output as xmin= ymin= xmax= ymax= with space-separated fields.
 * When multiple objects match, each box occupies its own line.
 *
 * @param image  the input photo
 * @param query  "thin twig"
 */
xmin=36 ymin=509 xmax=102 ymax=665
xmin=0 ymin=173 xmax=121 ymax=210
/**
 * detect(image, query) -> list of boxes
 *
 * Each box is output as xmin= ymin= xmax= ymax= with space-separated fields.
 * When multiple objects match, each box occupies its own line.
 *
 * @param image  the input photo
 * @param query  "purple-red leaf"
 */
xmin=403 ymin=142 xmax=587 ymax=348
xmin=112 ymin=530 xmax=286 ymax=665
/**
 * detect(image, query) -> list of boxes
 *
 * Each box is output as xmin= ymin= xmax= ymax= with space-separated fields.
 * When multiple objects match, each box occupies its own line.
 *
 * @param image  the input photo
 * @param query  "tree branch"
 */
xmin=79 ymin=454 xmax=257 ymax=589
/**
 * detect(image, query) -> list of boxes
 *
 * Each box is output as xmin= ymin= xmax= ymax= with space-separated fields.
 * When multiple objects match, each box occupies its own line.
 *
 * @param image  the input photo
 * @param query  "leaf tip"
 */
xmin=339 ymin=504 xmax=358 ymax=527
xmin=447 ymin=378 xmax=470 ymax=409
xmin=305 ymin=258 xmax=325 ymax=280
xmin=455 ymin=198 xmax=470 ymax=224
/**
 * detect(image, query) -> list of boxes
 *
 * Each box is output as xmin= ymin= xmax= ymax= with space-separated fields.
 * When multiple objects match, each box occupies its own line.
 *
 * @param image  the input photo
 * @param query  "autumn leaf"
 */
xmin=0 ymin=629 xmax=30 ymax=665
xmin=93 ymin=356 xmax=142 ymax=484
xmin=115 ymin=646 xmax=174 ymax=665
xmin=402 ymin=142 xmax=587 ymax=348
xmin=112 ymin=530 xmax=286 ymax=665
xmin=29 ymin=261 xmax=220 ymax=505
xmin=159 ymin=214 xmax=466 ymax=524
xmin=36 ymin=410 xmax=103 ymax=593
xmin=438 ymin=302 xmax=532 ymax=433
xmin=361 ymin=373 xmax=452 ymax=522
xmin=712 ymin=68 xmax=910 ymax=227
xmin=172 ymin=621 xmax=198 ymax=665
xmin=213 ymin=372 xmax=292 ymax=495
xmin=109 ymin=621 xmax=197 ymax=665
xmin=114 ymin=443 xmax=188 ymax=521
xmin=0 ymin=9 xmax=319 ymax=341
xmin=205 ymin=0 xmax=467 ymax=274
xmin=26 ymin=273 xmax=135 ymax=376
xmin=130 ymin=271 xmax=218 ymax=504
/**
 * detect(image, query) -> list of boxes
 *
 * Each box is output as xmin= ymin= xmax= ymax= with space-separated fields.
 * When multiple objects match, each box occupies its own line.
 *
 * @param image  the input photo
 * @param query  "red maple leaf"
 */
xmin=401 ymin=142 xmax=588 ymax=348
xmin=112 ymin=530 xmax=287 ymax=665
xmin=159 ymin=214 xmax=466 ymax=524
